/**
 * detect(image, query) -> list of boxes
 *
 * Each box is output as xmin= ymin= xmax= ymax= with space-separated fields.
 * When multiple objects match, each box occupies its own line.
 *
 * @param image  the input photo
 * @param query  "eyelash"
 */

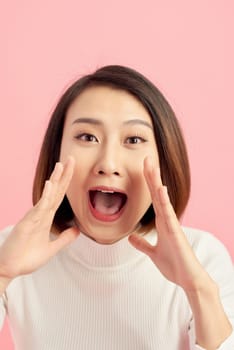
xmin=125 ymin=136 xmax=147 ymax=144
xmin=75 ymin=133 xmax=98 ymax=142
xmin=74 ymin=133 xmax=147 ymax=144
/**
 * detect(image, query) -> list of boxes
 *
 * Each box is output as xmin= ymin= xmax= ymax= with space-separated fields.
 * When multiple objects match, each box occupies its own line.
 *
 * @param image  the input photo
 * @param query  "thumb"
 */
xmin=128 ymin=234 xmax=154 ymax=257
xmin=50 ymin=226 xmax=80 ymax=256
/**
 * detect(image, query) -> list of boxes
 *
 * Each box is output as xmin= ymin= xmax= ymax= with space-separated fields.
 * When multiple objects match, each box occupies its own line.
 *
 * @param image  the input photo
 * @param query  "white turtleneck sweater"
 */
xmin=0 ymin=226 xmax=234 ymax=350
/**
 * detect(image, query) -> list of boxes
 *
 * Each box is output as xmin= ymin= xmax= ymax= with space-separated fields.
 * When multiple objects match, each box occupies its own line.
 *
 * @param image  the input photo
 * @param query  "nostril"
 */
xmin=98 ymin=170 xmax=120 ymax=176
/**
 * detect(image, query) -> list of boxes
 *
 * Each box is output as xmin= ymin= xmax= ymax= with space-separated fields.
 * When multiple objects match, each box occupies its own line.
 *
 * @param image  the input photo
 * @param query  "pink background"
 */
xmin=1 ymin=1 xmax=234 ymax=348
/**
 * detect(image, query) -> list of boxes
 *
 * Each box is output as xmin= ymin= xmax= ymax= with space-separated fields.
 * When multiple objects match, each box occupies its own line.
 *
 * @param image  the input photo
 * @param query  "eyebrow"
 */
xmin=72 ymin=117 xmax=153 ymax=130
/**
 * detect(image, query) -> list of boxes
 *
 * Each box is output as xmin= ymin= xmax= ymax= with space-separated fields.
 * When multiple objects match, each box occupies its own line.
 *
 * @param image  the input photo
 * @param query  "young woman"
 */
xmin=0 ymin=65 xmax=233 ymax=350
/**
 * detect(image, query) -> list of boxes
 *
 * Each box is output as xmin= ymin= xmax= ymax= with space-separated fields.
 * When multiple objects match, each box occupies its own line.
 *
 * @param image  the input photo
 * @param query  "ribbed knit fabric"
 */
xmin=0 ymin=226 xmax=234 ymax=350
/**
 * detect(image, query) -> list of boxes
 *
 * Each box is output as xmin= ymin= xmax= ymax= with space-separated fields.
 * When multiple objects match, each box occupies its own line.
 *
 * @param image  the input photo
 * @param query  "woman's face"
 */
xmin=60 ymin=86 xmax=159 ymax=244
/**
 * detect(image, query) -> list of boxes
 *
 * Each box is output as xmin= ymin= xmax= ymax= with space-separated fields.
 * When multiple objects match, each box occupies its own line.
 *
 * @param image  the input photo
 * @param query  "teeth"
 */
xmin=99 ymin=190 xmax=114 ymax=193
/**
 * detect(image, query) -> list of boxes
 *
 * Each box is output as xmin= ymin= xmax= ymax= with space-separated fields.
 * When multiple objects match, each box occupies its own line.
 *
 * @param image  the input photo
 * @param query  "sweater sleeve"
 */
xmin=185 ymin=228 xmax=234 ymax=349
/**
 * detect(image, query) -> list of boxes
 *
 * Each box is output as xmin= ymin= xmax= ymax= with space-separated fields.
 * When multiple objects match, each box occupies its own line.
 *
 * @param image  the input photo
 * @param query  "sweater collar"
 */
xmin=65 ymin=230 xmax=156 ymax=269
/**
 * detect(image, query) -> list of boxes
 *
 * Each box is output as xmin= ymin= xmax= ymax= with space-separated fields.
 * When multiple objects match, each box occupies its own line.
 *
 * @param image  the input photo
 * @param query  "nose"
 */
xmin=93 ymin=145 xmax=122 ymax=177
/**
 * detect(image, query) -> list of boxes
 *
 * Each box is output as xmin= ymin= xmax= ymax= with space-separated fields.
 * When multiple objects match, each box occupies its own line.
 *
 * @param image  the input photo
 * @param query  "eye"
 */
xmin=75 ymin=133 xmax=98 ymax=142
xmin=125 ymin=136 xmax=147 ymax=144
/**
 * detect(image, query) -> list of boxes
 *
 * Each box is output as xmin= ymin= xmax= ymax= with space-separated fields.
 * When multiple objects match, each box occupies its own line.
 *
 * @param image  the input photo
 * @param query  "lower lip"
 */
xmin=88 ymin=199 xmax=126 ymax=222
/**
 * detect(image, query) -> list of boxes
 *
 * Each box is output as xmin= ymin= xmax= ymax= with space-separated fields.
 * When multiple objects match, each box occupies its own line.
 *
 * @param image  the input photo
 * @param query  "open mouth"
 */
xmin=88 ymin=188 xmax=127 ymax=221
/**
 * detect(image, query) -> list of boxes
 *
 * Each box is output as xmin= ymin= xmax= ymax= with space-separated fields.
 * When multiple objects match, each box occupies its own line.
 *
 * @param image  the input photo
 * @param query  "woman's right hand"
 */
xmin=0 ymin=156 xmax=80 ymax=281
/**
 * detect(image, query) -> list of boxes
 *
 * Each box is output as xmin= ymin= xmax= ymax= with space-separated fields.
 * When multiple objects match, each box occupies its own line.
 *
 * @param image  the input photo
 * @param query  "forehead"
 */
xmin=65 ymin=85 xmax=153 ymax=125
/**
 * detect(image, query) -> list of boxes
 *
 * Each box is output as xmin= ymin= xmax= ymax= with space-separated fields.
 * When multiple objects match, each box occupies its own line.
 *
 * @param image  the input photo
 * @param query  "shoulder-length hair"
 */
xmin=33 ymin=65 xmax=190 ymax=233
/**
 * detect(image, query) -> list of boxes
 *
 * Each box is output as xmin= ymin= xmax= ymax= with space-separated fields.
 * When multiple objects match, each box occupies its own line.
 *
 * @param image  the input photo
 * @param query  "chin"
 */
xmin=79 ymin=224 xmax=134 ymax=245
xmin=74 ymin=212 xmax=143 ymax=244
xmin=85 ymin=232 xmax=125 ymax=244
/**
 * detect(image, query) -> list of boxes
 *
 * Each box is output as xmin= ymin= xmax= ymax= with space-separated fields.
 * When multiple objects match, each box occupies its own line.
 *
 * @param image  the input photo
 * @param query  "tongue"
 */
xmin=93 ymin=192 xmax=123 ymax=215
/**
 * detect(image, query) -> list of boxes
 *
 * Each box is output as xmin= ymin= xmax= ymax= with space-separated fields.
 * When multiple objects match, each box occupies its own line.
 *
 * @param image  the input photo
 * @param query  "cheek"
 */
xmin=65 ymin=161 xmax=91 ymax=208
xmin=65 ymin=176 xmax=85 ymax=220
xmin=59 ymin=134 xmax=86 ymax=164
xmin=59 ymin=138 xmax=71 ymax=164
xmin=67 ymin=165 xmax=83 ymax=192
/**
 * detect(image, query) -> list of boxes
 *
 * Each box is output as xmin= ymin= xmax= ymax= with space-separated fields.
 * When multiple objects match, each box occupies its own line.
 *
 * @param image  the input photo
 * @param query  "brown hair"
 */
xmin=33 ymin=65 xmax=190 ymax=232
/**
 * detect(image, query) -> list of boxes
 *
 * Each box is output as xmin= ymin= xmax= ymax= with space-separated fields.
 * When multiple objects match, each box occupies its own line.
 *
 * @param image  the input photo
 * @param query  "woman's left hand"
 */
xmin=129 ymin=157 xmax=210 ymax=292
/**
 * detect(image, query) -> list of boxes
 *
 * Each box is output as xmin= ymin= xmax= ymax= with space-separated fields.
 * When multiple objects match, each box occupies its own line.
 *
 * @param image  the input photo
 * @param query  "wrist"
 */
xmin=183 ymin=271 xmax=218 ymax=296
xmin=184 ymin=275 xmax=233 ymax=349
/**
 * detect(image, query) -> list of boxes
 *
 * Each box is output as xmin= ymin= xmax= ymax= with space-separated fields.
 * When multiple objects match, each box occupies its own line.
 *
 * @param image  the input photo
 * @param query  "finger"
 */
xmin=50 ymin=162 xmax=64 ymax=183
xmin=45 ymin=157 xmax=74 ymax=212
xmin=16 ymin=158 xmax=75 ymax=235
xmin=35 ymin=156 xmax=74 ymax=216
xmin=144 ymin=156 xmax=163 ymax=187
xmin=49 ymin=156 xmax=75 ymax=211
xmin=158 ymin=186 xmax=179 ymax=233
xmin=35 ymin=162 xmax=65 ymax=212
xmin=38 ymin=180 xmax=53 ymax=210
xmin=21 ymin=180 xmax=53 ymax=226
xmin=143 ymin=157 xmax=164 ymax=217
xmin=129 ymin=233 xmax=155 ymax=257
xmin=144 ymin=157 xmax=179 ymax=232
xmin=58 ymin=156 xmax=75 ymax=189
xmin=159 ymin=186 xmax=176 ymax=218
